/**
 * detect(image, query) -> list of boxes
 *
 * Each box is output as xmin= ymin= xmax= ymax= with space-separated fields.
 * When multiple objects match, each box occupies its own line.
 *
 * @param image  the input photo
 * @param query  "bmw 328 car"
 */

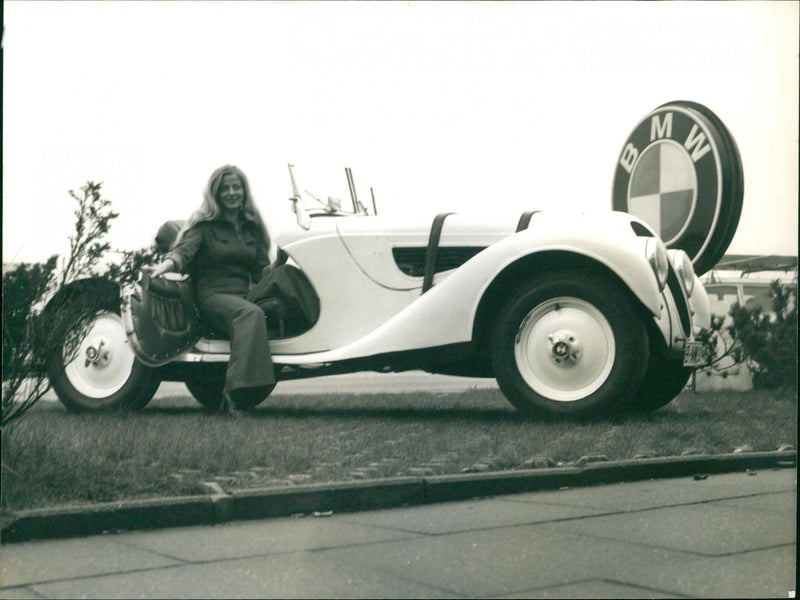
xmin=45 ymin=101 xmax=743 ymax=419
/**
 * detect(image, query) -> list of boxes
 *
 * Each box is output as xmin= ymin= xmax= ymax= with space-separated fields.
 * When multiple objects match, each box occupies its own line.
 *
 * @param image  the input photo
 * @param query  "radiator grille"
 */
xmin=666 ymin=263 xmax=692 ymax=334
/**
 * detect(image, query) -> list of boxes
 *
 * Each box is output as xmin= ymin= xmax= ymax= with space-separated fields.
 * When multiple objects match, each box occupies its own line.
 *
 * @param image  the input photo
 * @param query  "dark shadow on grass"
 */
xmin=36 ymin=393 xmax=700 ymax=423
xmin=609 ymin=409 xmax=697 ymax=424
xmin=137 ymin=404 xmax=703 ymax=425
xmin=255 ymin=405 xmax=524 ymax=423
xmin=140 ymin=404 xmax=522 ymax=423
xmin=106 ymin=389 xmax=700 ymax=422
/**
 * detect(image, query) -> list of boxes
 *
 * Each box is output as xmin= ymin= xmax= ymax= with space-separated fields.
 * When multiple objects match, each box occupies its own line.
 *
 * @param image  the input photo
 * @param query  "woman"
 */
xmin=150 ymin=165 xmax=275 ymax=412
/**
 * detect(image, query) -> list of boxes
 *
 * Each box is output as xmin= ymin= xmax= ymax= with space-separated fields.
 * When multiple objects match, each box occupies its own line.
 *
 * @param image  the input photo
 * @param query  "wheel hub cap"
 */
xmin=513 ymin=297 xmax=615 ymax=402
xmin=63 ymin=312 xmax=135 ymax=399
xmin=548 ymin=330 xmax=581 ymax=366
xmin=84 ymin=340 xmax=110 ymax=367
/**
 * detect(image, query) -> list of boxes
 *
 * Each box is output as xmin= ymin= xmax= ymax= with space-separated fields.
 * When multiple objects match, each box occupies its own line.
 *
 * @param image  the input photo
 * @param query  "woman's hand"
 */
xmin=149 ymin=259 xmax=174 ymax=278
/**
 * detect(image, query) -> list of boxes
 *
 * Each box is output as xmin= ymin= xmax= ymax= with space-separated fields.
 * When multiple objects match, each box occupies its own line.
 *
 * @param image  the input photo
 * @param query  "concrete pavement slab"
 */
xmin=612 ymin=544 xmax=796 ymax=599
xmin=0 ymin=536 xmax=182 ymax=588
xmin=338 ymin=496 xmax=607 ymax=535
xmin=319 ymin=520 xmax=689 ymax=598
xmin=28 ymin=551 xmax=459 ymax=599
xmin=1 ymin=468 xmax=794 ymax=599
xmin=492 ymin=579 xmax=679 ymax=599
xmin=111 ymin=515 xmax=419 ymax=563
xmin=504 ymin=469 xmax=796 ymax=512
xmin=548 ymin=502 xmax=794 ymax=555
xmin=713 ymin=489 xmax=796 ymax=514
xmin=0 ymin=587 xmax=42 ymax=600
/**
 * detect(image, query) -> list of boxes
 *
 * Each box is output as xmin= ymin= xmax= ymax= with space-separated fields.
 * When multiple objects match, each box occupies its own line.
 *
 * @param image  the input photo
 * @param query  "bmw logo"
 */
xmin=613 ymin=101 xmax=743 ymax=276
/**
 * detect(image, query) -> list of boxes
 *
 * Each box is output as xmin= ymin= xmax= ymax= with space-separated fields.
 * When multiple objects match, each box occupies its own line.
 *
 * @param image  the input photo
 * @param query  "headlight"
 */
xmin=669 ymin=249 xmax=695 ymax=297
xmin=646 ymin=238 xmax=669 ymax=291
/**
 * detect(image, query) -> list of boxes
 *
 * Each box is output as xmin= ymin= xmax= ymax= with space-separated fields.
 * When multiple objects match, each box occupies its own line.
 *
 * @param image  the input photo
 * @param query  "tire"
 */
xmin=49 ymin=310 xmax=160 ymax=412
xmin=185 ymin=367 xmax=226 ymax=412
xmin=490 ymin=272 xmax=649 ymax=419
xmin=630 ymin=356 xmax=692 ymax=413
xmin=185 ymin=367 xmax=275 ymax=412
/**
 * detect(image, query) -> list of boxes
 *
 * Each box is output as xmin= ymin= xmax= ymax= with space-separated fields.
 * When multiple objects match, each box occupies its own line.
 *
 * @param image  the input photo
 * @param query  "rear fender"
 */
xmin=28 ymin=278 xmax=122 ymax=374
xmin=40 ymin=277 xmax=120 ymax=318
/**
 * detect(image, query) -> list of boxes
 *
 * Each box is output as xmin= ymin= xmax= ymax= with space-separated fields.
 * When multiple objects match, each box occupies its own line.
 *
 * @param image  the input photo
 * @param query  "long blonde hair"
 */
xmin=176 ymin=165 xmax=270 ymax=249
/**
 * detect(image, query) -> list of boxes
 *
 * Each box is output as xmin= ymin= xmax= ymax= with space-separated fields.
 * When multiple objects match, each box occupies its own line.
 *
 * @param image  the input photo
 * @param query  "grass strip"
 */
xmin=1 ymin=388 xmax=795 ymax=514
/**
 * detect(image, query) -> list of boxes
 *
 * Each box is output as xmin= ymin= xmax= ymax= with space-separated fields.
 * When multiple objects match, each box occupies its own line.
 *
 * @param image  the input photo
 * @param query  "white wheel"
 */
xmin=49 ymin=310 xmax=159 ymax=411
xmin=514 ymin=298 xmax=615 ymax=402
xmin=63 ymin=313 xmax=136 ymax=398
xmin=490 ymin=271 xmax=649 ymax=418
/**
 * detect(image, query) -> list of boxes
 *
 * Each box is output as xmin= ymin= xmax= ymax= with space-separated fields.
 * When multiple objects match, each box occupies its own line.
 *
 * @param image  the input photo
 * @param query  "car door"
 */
xmin=121 ymin=270 xmax=203 ymax=367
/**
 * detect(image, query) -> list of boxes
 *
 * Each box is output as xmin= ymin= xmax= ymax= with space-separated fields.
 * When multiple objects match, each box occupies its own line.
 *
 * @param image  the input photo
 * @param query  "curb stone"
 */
xmin=1 ymin=451 xmax=795 ymax=544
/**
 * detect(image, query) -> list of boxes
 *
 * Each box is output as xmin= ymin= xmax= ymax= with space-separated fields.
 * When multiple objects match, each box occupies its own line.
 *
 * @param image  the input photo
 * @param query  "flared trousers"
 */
xmin=197 ymin=293 xmax=276 ymax=398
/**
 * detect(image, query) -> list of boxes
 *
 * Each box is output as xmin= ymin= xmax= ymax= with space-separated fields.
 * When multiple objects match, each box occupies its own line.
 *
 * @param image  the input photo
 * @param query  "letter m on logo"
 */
xmin=650 ymin=113 xmax=673 ymax=141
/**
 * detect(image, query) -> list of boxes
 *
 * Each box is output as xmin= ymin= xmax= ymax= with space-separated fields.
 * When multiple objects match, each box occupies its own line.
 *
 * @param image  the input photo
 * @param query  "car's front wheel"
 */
xmin=630 ymin=356 xmax=692 ymax=413
xmin=49 ymin=310 xmax=160 ymax=411
xmin=490 ymin=272 xmax=649 ymax=418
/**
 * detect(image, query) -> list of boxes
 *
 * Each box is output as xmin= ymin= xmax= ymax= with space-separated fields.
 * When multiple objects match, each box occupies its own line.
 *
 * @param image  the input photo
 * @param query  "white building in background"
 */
xmin=693 ymin=255 xmax=798 ymax=392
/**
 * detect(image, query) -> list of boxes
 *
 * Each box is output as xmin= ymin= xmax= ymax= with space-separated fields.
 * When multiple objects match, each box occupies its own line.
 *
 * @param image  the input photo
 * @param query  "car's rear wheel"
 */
xmin=185 ymin=367 xmax=226 ymax=412
xmin=630 ymin=356 xmax=692 ymax=413
xmin=49 ymin=310 xmax=160 ymax=412
xmin=185 ymin=367 xmax=275 ymax=412
xmin=490 ymin=272 xmax=649 ymax=418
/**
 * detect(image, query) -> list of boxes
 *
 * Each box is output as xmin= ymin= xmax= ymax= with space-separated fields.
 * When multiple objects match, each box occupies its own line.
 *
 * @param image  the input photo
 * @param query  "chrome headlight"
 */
xmin=669 ymin=249 xmax=695 ymax=297
xmin=645 ymin=238 xmax=669 ymax=291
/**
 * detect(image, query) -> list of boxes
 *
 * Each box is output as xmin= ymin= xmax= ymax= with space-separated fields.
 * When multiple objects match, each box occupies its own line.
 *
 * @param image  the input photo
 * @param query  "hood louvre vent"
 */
xmin=392 ymin=247 xmax=485 ymax=278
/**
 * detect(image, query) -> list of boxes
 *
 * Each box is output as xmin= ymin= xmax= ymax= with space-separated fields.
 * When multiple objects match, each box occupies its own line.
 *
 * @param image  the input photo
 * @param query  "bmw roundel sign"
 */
xmin=613 ymin=101 xmax=743 ymax=276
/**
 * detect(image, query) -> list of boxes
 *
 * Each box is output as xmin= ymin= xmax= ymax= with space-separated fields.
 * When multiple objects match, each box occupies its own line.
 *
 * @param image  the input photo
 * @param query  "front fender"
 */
xmin=480 ymin=222 xmax=663 ymax=317
xmin=691 ymin=274 xmax=711 ymax=331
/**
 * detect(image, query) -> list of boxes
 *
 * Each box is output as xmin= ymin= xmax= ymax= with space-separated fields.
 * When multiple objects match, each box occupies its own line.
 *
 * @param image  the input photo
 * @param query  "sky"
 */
xmin=3 ymin=1 xmax=798 ymax=265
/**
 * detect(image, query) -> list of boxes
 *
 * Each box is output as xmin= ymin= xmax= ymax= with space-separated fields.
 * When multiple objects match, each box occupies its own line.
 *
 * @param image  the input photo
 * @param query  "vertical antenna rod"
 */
xmin=345 ymin=167 xmax=367 ymax=215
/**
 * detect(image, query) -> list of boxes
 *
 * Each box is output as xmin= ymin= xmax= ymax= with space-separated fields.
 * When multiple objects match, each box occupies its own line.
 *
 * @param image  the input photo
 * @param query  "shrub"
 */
xmin=2 ymin=257 xmax=58 ymax=376
xmin=2 ymin=260 xmax=109 ymax=425
xmin=727 ymin=280 xmax=797 ymax=389
xmin=2 ymin=182 xmax=122 ymax=427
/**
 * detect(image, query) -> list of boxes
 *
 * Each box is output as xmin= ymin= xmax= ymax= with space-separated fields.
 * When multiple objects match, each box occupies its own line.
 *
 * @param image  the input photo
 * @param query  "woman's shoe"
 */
xmin=221 ymin=392 xmax=244 ymax=417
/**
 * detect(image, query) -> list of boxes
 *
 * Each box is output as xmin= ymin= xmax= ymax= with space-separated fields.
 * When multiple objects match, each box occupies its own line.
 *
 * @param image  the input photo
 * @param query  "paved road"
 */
xmin=1 ymin=469 xmax=795 ymax=599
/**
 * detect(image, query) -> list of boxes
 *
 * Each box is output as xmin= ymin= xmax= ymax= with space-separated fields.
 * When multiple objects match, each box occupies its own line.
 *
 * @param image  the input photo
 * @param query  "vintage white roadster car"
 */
xmin=46 ymin=101 xmax=743 ymax=418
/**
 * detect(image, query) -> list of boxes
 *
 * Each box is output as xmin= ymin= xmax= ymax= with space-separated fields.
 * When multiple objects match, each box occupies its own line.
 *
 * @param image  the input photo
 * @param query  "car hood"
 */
xmin=276 ymin=210 xmax=641 ymax=291
xmin=334 ymin=213 xmax=519 ymax=290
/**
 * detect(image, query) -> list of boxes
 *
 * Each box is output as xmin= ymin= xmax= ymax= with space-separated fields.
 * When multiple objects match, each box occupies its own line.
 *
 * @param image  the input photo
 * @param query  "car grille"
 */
xmin=630 ymin=221 xmax=655 ymax=237
xmin=666 ymin=263 xmax=692 ymax=334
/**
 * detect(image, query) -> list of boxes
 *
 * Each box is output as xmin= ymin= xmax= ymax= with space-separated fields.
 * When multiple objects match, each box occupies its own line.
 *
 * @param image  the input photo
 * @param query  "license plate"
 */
xmin=683 ymin=340 xmax=707 ymax=367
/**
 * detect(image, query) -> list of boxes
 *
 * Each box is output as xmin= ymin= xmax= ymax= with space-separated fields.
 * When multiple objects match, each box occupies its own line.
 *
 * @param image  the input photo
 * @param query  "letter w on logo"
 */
xmin=684 ymin=124 xmax=712 ymax=162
